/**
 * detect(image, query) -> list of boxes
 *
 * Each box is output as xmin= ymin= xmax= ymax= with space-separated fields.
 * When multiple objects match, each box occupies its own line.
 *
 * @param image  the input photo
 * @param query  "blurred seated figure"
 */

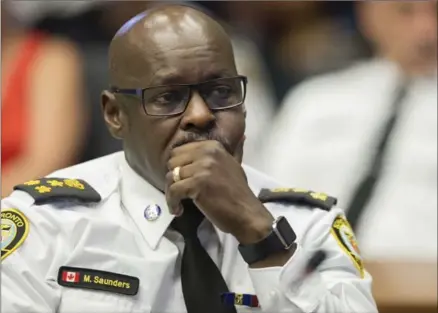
xmin=1 ymin=3 xmax=86 ymax=198
xmin=219 ymin=1 xmax=367 ymax=103
xmin=261 ymin=1 xmax=437 ymax=261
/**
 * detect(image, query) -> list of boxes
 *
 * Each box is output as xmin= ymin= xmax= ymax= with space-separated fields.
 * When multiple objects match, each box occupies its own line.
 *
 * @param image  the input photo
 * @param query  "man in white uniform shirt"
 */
xmin=1 ymin=5 xmax=376 ymax=313
xmin=261 ymin=1 xmax=437 ymax=261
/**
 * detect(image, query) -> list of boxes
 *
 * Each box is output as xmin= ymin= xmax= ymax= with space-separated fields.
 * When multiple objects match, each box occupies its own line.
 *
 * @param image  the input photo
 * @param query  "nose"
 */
xmin=180 ymin=91 xmax=216 ymax=131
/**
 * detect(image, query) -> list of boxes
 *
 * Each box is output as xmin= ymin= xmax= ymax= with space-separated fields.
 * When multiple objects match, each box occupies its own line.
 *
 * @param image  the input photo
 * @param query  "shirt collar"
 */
xmin=118 ymin=154 xmax=175 ymax=250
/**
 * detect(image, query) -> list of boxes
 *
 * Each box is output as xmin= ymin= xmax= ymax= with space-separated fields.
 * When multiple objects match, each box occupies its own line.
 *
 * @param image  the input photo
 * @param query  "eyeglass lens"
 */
xmin=142 ymin=77 xmax=245 ymax=116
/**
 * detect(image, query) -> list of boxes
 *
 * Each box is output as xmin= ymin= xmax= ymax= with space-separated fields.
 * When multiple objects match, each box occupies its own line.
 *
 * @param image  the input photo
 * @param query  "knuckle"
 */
xmin=197 ymin=170 xmax=211 ymax=184
xmin=202 ymin=157 xmax=216 ymax=170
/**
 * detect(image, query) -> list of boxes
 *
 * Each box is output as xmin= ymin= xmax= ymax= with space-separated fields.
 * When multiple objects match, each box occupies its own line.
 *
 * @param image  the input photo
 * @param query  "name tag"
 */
xmin=58 ymin=266 xmax=139 ymax=296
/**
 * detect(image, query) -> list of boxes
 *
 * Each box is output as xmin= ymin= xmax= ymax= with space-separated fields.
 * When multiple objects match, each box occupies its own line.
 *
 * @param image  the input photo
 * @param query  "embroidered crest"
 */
xmin=331 ymin=215 xmax=364 ymax=278
xmin=1 ymin=208 xmax=30 ymax=261
xmin=14 ymin=178 xmax=101 ymax=205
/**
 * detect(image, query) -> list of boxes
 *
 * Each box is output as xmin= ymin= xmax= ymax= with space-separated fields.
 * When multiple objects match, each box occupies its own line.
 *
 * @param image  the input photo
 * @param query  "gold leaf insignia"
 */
xmin=35 ymin=186 xmax=51 ymax=193
xmin=310 ymin=192 xmax=328 ymax=201
xmin=47 ymin=180 xmax=64 ymax=187
xmin=64 ymin=179 xmax=85 ymax=190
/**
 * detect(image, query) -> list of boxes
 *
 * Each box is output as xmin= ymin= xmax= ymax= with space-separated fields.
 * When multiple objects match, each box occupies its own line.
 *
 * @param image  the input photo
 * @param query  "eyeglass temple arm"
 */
xmin=109 ymin=87 xmax=143 ymax=97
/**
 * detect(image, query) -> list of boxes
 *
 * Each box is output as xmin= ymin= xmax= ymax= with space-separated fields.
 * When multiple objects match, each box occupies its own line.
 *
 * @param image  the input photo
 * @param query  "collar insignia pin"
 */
xmin=144 ymin=204 xmax=161 ymax=221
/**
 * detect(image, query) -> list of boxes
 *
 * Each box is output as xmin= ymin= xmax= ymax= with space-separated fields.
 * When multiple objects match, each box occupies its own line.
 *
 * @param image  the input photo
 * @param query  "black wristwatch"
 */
xmin=238 ymin=216 xmax=297 ymax=265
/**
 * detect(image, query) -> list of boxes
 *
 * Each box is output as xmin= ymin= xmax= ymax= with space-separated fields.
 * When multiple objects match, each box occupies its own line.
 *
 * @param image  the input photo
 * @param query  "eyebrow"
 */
xmin=150 ymin=70 xmax=235 ymax=86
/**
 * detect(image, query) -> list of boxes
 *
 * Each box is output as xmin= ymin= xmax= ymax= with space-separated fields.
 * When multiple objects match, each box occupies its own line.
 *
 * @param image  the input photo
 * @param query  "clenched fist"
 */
xmin=165 ymin=140 xmax=274 ymax=244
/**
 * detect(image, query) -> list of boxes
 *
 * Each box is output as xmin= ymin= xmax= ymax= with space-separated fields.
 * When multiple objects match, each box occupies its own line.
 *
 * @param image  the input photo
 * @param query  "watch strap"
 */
xmin=238 ymin=216 xmax=296 ymax=264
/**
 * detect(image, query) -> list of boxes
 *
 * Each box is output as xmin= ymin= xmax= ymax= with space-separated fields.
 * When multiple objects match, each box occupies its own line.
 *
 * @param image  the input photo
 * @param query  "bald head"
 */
xmin=109 ymin=5 xmax=236 ymax=87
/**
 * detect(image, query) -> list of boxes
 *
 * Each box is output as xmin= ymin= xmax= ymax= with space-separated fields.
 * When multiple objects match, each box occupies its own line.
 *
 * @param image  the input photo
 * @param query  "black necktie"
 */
xmin=171 ymin=200 xmax=237 ymax=313
xmin=347 ymin=79 xmax=409 ymax=230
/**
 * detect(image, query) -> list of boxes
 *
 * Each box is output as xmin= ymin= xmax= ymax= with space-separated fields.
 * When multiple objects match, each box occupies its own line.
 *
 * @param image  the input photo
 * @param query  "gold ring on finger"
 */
xmin=173 ymin=166 xmax=181 ymax=182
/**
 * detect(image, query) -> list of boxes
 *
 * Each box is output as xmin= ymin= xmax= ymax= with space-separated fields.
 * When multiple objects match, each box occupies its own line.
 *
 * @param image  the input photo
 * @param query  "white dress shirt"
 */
xmin=260 ymin=59 xmax=437 ymax=260
xmin=1 ymin=151 xmax=376 ymax=313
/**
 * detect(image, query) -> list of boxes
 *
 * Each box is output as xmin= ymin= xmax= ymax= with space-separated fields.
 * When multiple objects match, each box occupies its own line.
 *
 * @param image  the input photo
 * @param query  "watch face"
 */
xmin=276 ymin=216 xmax=296 ymax=247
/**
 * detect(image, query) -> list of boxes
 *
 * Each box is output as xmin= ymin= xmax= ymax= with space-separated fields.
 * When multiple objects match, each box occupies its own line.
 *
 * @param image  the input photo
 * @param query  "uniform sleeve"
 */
xmin=247 ymin=209 xmax=377 ymax=313
xmin=1 ymin=192 xmax=62 ymax=313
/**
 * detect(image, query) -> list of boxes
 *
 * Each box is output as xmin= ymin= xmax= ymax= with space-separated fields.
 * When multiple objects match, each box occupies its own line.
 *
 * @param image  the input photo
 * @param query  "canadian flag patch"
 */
xmin=62 ymin=271 xmax=80 ymax=283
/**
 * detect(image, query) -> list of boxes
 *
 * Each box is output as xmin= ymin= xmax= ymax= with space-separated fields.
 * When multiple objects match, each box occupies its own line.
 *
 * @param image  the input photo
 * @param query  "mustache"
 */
xmin=171 ymin=131 xmax=233 ymax=154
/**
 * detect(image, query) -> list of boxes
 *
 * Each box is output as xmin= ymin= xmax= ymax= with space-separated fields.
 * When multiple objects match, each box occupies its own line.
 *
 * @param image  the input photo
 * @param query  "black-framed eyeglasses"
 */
xmin=110 ymin=75 xmax=248 ymax=116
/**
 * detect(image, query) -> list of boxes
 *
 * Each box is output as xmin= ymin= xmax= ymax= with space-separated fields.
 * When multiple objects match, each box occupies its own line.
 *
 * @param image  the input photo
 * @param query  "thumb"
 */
xmin=233 ymin=134 xmax=246 ymax=163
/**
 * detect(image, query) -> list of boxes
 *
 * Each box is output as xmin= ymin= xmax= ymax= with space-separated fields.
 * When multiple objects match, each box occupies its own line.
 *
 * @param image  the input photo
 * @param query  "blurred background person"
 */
xmin=1 ymin=2 xmax=86 ymax=197
xmin=212 ymin=1 xmax=367 ymax=103
xmin=260 ymin=1 xmax=437 ymax=261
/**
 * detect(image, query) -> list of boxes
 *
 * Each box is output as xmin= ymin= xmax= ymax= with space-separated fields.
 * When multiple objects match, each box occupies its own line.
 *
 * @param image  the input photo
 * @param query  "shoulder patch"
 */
xmin=258 ymin=188 xmax=337 ymax=211
xmin=13 ymin=178 xmax=101 ymax=205
xmin=1 ymin=208 xmax=30 ymax=261
xmin=330 ymin=215 xmax=365 ymax=278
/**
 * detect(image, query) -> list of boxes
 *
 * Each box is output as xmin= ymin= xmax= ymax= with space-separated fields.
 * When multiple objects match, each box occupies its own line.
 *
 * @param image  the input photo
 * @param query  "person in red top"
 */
xmin=1 ymin=5 xmax=86 ymax=198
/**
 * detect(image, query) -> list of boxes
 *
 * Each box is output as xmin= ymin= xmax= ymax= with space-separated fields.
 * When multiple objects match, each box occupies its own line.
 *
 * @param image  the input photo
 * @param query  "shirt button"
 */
xmin=270 ymin=290 xmax=278 ymax=299
xmin=265 ymin=290 xmax=279 ymax=308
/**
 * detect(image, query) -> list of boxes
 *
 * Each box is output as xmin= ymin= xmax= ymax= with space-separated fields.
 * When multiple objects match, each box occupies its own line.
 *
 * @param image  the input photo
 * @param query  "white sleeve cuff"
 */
xmin=248 ymin=244 xmax=327 ymax=312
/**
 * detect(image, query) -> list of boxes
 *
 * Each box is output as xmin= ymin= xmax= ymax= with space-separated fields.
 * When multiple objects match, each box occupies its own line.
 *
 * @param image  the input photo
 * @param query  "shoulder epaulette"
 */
xmin=258 ymin=188 xmax=337 ymax=211
xmin=13 ymin=178 xmax=101 ymax=205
